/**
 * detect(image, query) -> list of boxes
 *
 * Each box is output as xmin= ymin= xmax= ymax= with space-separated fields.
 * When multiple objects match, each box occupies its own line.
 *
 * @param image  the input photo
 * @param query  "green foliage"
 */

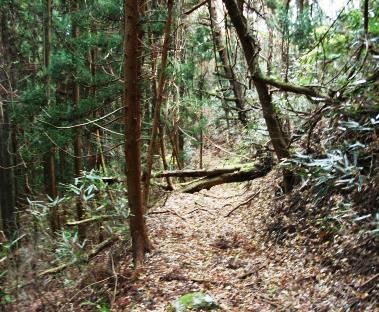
xmin=340 ymin=9 xmax=362 ymax=32
xmin=191 ymin=26 xmax=213 ymax=60
xmin=0 ymin=290 xmax=12 ymax=305
xmin=22 ymin=169 xmax=129 ymax=281
xmin=80 ymin=300 xmax=110 ymax=311
xmin=287 ymin=147 xmax=366 ymax=199
xmin=91 ymin=0 xmax=123 ymax=22
xmin=54 ymin=230 xmax=86 ymax=263
xmin=51 ymin=50 xmax=75 ymax=82
xmin=273 ymin=4 xmax=322 ymax=48
xmin=293 ymin=9 xmax=314 ymax=49
xmin=0 ymin=234 xmax=27 ymax=301
xmin=66 ymin=170 xmax=129 ymax=222
xmin=15 ymin=84 xmax=47 ymax=121
xmin=144 ymin=7 xmax=167 ymax=34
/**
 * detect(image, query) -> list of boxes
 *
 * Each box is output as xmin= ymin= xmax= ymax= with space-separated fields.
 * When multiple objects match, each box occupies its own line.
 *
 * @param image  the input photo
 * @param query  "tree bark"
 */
xmin=43 ymin=0 xmax=59 ymax=232
xmin=124 ymin=0 xmax=151 ymax=267
xmin=0 ymin=5 xmax=17 ymax=238
xmin=71 ymin=0 xmax=85 ymax=239
xmin=182 ymin=158 xmax=272 ymax=193
xmin=223 ymin=0 xmax=296 ymax=192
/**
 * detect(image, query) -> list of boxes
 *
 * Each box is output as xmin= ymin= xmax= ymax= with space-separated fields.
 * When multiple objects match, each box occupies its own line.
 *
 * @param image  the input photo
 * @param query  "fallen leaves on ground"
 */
xmin=110 ymin=170 xmax=377 ymax=311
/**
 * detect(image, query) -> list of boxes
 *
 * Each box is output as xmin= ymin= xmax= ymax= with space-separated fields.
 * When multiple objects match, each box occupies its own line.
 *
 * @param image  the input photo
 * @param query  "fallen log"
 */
xmin=153 ymin=165 xmax=242 ymax=178
xmin=182 ymin=157 xmax=272 ymax=193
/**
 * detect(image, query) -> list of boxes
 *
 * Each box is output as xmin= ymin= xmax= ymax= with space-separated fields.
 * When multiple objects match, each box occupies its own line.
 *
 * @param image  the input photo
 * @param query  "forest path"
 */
xmin=114 ymin=171 xmax=327 ymax=311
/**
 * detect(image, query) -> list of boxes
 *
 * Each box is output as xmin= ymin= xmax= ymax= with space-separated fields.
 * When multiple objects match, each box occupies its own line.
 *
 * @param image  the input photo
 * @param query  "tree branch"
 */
xmin=253 ymin=75 xmax=329 ymax=99
xmin=183 ymin=0 xmax=207 ymax=15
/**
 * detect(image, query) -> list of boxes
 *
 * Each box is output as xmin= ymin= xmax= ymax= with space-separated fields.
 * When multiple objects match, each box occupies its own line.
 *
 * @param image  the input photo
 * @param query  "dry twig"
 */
xmin=224 ymin=191 xmax=260 ymax=217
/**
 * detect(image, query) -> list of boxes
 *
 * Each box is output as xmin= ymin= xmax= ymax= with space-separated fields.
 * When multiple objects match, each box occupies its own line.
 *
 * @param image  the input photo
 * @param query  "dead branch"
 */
xmin=147 ymin=209 xmax=186 ymax=221
xmin=224 ymin=191 xmax=260 ymax=217
xmin=66 ymin=215 xmax=118 ymax=226
xmin=182 ymin=158 xmax=272 ymax=193
xmin=359 ymin=273 xmax=379 ymax=289
xmin=187 ymin=208 xmax=214 ymax=215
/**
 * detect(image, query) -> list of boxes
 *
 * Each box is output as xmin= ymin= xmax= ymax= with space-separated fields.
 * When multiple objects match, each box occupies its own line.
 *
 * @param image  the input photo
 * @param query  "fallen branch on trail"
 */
xmin=181 ymin=157 xmax=272 ymax=193
xmin=153 ymin=165 xmax=243 ymax=178
xmin=224 ymin=191 xmax=260 ymax=217
xmin=147 ymin=209 xmax=186 ymax=221
xmin=160 ymin=272 xmax=232 ymax=286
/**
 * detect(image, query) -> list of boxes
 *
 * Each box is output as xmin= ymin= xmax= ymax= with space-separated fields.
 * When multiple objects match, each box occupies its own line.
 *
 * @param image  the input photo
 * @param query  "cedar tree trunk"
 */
xmin=124 ymin=0 xmax=151 ymax=266
xmin=0 ymin=5 xmax=17 ymax=238
xmin=71 ymin=0 xmax=85 ymax=239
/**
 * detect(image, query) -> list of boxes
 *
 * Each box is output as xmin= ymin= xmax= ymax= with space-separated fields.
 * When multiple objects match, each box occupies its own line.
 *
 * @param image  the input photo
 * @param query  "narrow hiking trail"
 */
xmin=112 ymin=171 xmax=347 ymax=311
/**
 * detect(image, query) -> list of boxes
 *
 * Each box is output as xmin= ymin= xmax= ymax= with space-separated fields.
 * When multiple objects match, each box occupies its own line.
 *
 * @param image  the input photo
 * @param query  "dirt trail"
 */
xmin=114 ymin=171 xmax=341 ymax=311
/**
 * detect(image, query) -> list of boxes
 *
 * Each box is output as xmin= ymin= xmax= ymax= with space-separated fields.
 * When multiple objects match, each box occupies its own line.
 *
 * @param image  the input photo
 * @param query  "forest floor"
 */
xmin=109 ymin=169 xmax=377 ymax=311
xmin=7 ymin=148 xmax=378 ymax=311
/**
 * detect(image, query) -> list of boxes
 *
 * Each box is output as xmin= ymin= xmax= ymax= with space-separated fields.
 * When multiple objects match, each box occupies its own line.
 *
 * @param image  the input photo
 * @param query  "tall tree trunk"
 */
xmin=124 ymin=0 xmax=151 ymax=267
xmin=222 ymin=0 xmax=295 ymax=192
xmin=0 ymin=5 xmax=17 ymax=238
xmin=89 ymin=25 xmax=106 ymax=172
xmin=71 ymin=0 xmax=85 ymax=239
xmin=208 ymin=0 xmax=247 ymax=125
xmin=142 ymin=0 xmax=174 ymax=208
xmin=0 ymin=104 xmax=16 ymax=239
xmin=280 ymin=0 xmax=291 ymax=144
xmin=43 ymin=0 xmax=59 ymax=232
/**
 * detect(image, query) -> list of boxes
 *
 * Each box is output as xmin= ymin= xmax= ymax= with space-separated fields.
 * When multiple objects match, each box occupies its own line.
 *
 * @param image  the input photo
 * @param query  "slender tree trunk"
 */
xmin=142 ymin=0 xmax=174 ymax=208
xmin=158 ymin=123 xmax=173 ymax=190
xmin=71 ymin=0 xmax=85 ymax=239
xmin=89 ymin=25 xmax=106 ymax=172
xmin=178 ymin=130 xmax=184 ymax=168
xmin=208 ymin=0 xmax=247 ymax=125
xmin=0 ymin=6 xmax=17 ymax=238
xmin=59 ymin=146 xmax=66 ymax=182
xmin=149 ymin=25 xmax=172 ymax=189
xmin=267 ymin=12 xmax=274 ymax=77
xmin=363 ymin=0 xmax=369 ymax=37
xmin=281 ymin=0 xmax=291 ymax=144
xmin=43 ymin=0 xmax=59 ymax=232
xmin=222 ymin=0 xmax=295 ymax=192
xmin=44 ymin=0 xmax=52 ymax=104
xmin=199 ymin=115 xmax=203 ymax=169
xmin=124 ymin=0 xmax=151 ymax=267
xmin=168 ymin=127 xmax=182 ymax=170
xmin=0 ymin=108 xmax=16 ymax=239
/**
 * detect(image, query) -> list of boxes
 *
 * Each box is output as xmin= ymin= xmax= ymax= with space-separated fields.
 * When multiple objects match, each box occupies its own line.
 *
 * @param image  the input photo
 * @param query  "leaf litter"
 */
xmin=111 ymin=169 xmax=378 ymax=311
xmin=7 ymin=153 xmax=377 ymax=311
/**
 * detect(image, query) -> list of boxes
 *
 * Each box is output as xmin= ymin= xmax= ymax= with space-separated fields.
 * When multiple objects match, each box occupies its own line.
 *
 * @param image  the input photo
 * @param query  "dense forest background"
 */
xmin=0 ymin=0 xmax=378 ymax=310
